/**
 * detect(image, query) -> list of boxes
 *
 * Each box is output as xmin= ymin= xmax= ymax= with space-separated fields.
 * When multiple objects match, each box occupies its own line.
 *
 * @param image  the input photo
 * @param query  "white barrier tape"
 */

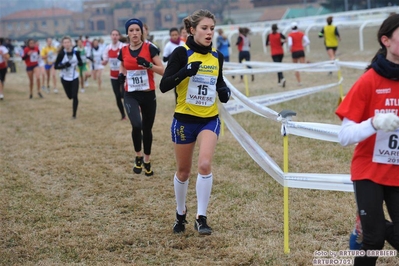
xmin=10 ymin=57 xmax=22 ymax=62
xmin=283 ymin=121 xmax=341 ymax=143
xmin=284 ymin=173 xmax=353 ymax=192
xmin=220 ymin=105 xmax=353 ymax=192
xmin=224 ymin=61 xmax=339 ymax=75
xmin=336 ymin=61 xmax=368 ymax=70
xmin=219 ymin=105 xmax=285 ymax=185
xmin=224 ymin=78 xmax=343 ymax=117
xmin=224 ymin=78 xmax=279 ymax=120
xmin=224 ymin=60 xmax=368 ymax=74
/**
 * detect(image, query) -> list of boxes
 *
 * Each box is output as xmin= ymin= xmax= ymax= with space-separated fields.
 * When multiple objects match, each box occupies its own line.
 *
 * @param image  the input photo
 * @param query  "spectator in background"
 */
xmin=266 ymin=24 xmax=286 ymax=87
xmin=217 ymin=28 xmax=230 ymax=62
xmin=288 ymin=22 xmax=310 ymax=86
xmin=162 ymin=27 xmax=185 ymax=62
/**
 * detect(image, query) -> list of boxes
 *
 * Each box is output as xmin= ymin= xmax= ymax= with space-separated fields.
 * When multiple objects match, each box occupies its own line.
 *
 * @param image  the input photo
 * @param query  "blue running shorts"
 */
xmin=171 ymin=117 xmax=220 ymax=144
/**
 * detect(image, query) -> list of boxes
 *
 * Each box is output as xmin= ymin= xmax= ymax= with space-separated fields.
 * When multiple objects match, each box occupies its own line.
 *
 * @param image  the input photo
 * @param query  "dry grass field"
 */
xmin=1 ymin=25 xmax=397 ymax=265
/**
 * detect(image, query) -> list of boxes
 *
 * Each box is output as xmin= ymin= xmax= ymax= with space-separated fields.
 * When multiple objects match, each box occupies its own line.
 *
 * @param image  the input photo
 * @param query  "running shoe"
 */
xmin=349 ymin=214 xmax=362 ymax=250
xmin=194 ymin=215 xmax=212 ymax=235
xmin=133 ymin=156 xmax=143 ymax=174
xmin=143 ymin=161 xmax=153 ymax=176
xmin=29 ymin=94 xmax=33 ymax=99
xmin=0 ymin=94 xmax=3 ymax=100
xmin=54 ymin=88 xmax=58 ymax=94
xmin=281 ymin=78 xmax=286 ymax=88
xmin=38 ymin=92 xmax=43 ymax=98
xmin=173 ymin=211 xmax=187 ymax=234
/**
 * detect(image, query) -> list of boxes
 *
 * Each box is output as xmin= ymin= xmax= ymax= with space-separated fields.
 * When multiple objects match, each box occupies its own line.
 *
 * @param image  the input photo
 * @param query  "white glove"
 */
xmin=372 ymin=113 xmax=399 ymax=132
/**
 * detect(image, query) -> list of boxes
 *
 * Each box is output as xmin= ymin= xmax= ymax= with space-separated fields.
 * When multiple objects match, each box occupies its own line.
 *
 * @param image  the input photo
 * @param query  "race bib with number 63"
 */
xmin=373 ymin=130 xmax=399 ymax=165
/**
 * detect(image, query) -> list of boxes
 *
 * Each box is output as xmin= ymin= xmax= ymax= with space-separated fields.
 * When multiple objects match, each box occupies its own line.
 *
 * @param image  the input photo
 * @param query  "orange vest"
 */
xmin=289 ymin=31 xmax=305 ymax=52
xmin=268 ymin=33 xmax=284 ymax=56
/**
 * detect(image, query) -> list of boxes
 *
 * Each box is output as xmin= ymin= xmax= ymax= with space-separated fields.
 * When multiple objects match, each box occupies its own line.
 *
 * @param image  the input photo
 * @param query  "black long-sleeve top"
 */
xmin=159 ymin=36 xmax=227 ymax=93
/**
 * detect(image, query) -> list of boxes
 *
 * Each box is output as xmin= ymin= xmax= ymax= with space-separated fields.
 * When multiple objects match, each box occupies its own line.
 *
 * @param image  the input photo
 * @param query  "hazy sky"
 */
xmin=0 ymin=0 xmax=84 ymax=18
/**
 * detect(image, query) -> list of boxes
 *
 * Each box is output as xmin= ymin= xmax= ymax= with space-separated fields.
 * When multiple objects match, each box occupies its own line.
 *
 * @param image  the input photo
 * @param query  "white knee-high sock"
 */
xmin=174 ymin=173 xmax=188 ymax=215
xmin=196 ymin=173 xmax=213 ymax=217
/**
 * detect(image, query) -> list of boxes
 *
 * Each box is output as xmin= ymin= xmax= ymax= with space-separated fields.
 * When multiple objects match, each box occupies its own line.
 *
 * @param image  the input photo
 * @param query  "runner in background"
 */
xmin=162 ymin=27 xmax=185 ymax=62
xmin=236 ymin=27 xmax=254 ymax=81
xmin=0 ymin=37 xmax=10 ymax=100
xmin=41 ymin=37 xmax=58 ymax=93
xmin=266 ymin=24 xmax=286 ymax=87
xmin=102 ymin=29 xmax=127 ymax=120
xmin=36 ymin=40 xmax=47 ymax=93
xmin=4 ymin=38 xmax=15 ymax=73
xmin=319 ymin=16 xmax=341 ymax=61
xmin=89 ymin=39 xmax=104 ymax=91
xmin=22 ymin=39 xmax=43 ymax=99
xmin=118 ymin=18 xmax=164 ymax=176
xmin=288 ymin=22 xmax=310 ymax=86
xmin=180 ymin=26 xmax=188 ymax=43
xmin=54 ymin=36 xmax=83 ymax=119
xmin=75 ymin=39 xmax=91 ymax=93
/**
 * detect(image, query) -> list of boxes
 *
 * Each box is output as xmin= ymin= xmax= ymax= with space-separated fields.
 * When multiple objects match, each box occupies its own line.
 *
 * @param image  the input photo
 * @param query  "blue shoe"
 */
xmin=349 ymin=228 xmax=362 ymax=250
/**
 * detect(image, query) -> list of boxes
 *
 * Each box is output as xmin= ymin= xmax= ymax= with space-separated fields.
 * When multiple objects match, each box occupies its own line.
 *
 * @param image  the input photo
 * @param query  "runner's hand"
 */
xmin=137 ymin=57 xmax=151 ymax=68
xmin=216 ymin=86 xmax=231 ymax=103
xmin=118 ymin=73 xmax=126 ymax=85
xmin=372 ymin=113 xmax=399 ymax=132
xmin=184 ymin=61 xmax=202 ymax=77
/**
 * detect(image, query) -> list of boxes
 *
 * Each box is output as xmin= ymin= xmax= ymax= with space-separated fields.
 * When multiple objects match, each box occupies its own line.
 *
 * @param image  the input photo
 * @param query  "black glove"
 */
xmin=137 ymin=57 xmax=151 ymax=68
xmin=184 ymin=61 xmax=202 ymax=77
xmin=118 ymin=73 xmax=126 ymax=85
xmin=216 ymin=86 xmax=231 ymax=103
xmin=64 ymin=62 xmax=71 ymax=68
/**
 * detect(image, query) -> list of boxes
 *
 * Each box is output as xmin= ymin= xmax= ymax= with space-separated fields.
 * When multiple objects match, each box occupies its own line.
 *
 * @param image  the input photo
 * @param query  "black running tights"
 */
xmin=61 ymin=78 xmax=79 ymax=117
xmin=124 ymin=90 xmax=156 ymax=155
xmin=111 ymin=78 xmax=125 ymax=119
xmin=353 ymin=179 xmax=399 ymax=266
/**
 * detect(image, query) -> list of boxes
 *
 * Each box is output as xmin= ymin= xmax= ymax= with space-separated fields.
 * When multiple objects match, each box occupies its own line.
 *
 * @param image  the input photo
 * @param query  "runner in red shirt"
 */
xmin=118 ymin=18 xmax=164 ymax=176
xmin=287 ymin=22 xmax=310 ymax=86
xmin=102 ymin=29 xmax=127 ymax=120
xmin=335 ymin=14 xmax=399 ymax=266
xmin=266 ymin=24 xmax=286 ymax=87
xmin=22 ymin=39 xmax=43 ymax=99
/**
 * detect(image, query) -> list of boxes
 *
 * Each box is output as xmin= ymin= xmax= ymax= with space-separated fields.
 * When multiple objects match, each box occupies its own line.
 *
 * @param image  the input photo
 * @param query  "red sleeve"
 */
xmin=335 ymin=73 xmax=370 ymax=122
